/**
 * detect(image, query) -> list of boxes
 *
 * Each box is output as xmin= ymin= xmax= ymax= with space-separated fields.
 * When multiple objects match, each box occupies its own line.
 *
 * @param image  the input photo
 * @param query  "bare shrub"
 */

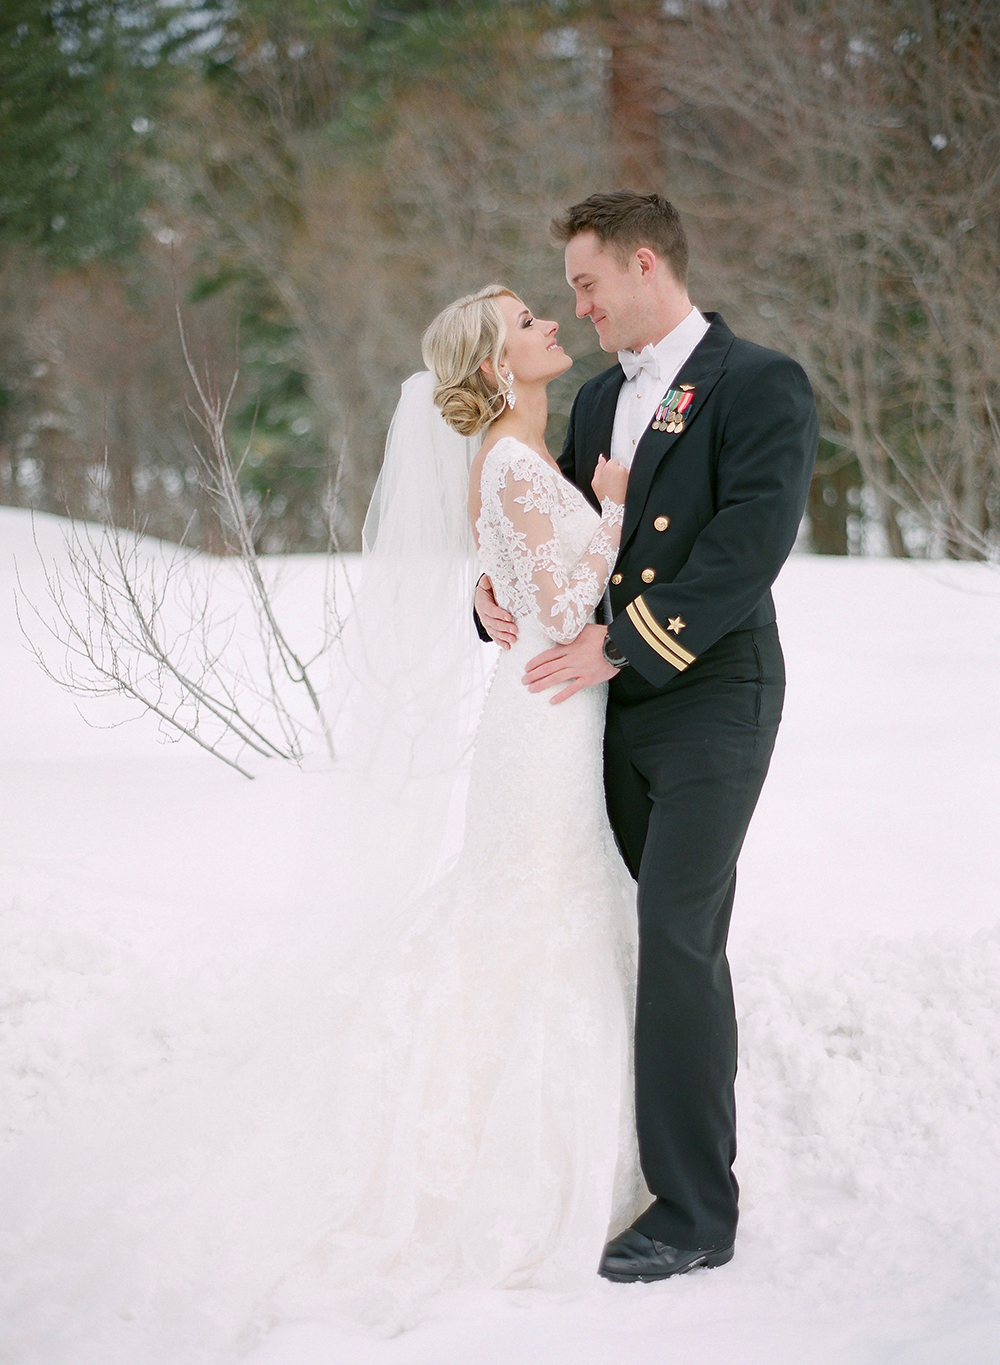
xmin=16 ymin=312 xmax=343 ymax=777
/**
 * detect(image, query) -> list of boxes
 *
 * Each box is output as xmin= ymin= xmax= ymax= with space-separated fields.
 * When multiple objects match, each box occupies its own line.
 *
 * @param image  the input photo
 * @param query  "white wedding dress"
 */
xmin=264 ymin=436 xmax=646 ymax=1329
xmin=8 ymin=434 xmax=646 ymax=1363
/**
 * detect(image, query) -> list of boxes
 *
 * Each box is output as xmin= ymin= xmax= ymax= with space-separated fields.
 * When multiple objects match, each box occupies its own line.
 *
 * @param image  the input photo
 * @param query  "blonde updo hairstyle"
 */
xmin=421 ymin=284 xmax=518 ymax=437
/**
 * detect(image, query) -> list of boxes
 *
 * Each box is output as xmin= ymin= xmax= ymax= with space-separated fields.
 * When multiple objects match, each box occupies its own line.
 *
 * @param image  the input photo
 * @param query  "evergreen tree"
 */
xmin=0 ymin=0 xmax=224 ymax=264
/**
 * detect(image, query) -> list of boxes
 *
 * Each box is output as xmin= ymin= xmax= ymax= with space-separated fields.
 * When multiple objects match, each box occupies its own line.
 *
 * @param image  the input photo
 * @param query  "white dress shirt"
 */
xmin=611 ymin=308 xmax=710 ymax=470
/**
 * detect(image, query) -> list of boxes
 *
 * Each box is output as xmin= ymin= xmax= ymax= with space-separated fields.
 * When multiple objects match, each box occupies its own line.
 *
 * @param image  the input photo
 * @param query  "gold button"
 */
xmin=654 ymin=515 xmax=670 ymax=532
xmin=611 ymin=573 xmax=623 ymax=586
xmin=641 ymin=568 xmax=656 ymax=584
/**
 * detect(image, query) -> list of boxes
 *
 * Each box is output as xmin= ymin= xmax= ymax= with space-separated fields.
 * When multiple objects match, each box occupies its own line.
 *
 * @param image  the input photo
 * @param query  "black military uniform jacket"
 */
xmin=560 ymin=313 xmax=818 ymax=698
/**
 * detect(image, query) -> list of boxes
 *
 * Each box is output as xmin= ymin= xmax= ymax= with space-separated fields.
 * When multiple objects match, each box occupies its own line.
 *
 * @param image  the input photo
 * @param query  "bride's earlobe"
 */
xmin=482 ymin=357 xmax=516 ymax=410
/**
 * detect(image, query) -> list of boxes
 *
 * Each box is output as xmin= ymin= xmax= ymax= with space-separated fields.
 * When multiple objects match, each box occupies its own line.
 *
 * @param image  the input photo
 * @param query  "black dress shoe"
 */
xmin=598 ymin=1227 xmax=735 ymax=1282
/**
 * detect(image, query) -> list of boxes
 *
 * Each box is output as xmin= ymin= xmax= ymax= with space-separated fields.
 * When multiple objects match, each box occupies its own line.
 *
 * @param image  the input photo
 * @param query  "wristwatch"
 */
xmin=602 ymin=633 xmax=630 ymax=670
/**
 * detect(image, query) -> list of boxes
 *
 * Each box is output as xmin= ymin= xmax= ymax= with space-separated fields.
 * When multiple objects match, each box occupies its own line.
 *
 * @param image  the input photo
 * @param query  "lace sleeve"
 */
xmin=497 ymin=460 xmax=624 ymax=644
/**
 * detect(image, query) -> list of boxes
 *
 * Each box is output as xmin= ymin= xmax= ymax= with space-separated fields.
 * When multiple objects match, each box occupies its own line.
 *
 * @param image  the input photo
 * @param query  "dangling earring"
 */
xmin=503 ymin=369 xmax=516 ymax=409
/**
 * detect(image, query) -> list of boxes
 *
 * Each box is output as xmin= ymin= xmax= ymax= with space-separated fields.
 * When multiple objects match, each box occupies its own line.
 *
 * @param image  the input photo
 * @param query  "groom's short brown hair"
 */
xmin=551 ymin=191 xmax=689 ymax=284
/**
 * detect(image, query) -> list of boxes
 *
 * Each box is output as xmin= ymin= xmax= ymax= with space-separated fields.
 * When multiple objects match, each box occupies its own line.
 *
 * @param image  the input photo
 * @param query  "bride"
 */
xmin=5 ymin=286 xmax=646 ymax=1362
xmin=266 ymin=284 xmax=647 ymax=1327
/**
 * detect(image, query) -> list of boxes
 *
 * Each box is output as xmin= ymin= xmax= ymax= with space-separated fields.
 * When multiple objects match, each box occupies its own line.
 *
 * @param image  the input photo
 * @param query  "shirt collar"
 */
xmin=618 ymin=307 xmax=707 ymax=385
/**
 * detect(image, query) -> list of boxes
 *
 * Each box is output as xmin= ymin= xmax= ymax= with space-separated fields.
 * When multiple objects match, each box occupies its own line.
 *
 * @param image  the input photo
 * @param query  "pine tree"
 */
xmin=0 ymin=0 xmax=224 ymax=264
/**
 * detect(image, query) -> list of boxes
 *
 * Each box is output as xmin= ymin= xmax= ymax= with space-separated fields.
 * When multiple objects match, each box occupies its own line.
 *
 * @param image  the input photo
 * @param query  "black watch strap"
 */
xmin=602 ymin=633 xmax=630 ymax=669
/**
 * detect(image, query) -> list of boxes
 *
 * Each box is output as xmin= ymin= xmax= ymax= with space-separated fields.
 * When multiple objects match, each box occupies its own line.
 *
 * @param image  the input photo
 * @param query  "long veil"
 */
xmin=297 ymin=372 xmax=490 ymax=929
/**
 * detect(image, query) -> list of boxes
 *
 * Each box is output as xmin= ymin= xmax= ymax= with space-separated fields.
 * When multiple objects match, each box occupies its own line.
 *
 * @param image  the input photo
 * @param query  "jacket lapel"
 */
xmin=576 ymin=365 xmax=626 ymax=510
xmin=619 ymin=313 xmax=735 ymax=553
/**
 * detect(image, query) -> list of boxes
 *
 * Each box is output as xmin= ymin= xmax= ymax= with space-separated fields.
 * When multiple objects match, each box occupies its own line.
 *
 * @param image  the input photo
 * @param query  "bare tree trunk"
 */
xmin=808 ymin=455 xmax=861 ymax=556
xmin=607 ymin=5 xmax=663 ymax=190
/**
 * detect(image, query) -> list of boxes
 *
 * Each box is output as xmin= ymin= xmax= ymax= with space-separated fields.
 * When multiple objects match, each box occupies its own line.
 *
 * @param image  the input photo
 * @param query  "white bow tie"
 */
xmin=618 ymin=344 xmax=662 ymax=384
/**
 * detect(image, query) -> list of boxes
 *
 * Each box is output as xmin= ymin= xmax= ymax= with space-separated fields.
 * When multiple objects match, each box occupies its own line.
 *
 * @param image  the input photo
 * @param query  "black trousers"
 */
xmin=605 ymin=623 xmax=785 ymax=1251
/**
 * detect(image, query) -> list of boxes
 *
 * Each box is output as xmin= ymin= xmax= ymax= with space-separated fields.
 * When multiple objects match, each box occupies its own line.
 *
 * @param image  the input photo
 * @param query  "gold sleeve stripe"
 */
xmin=633 ymin=597 xmax=697 ymax=664
xmin=633 ymin=596 xmax=697 ymax=665
xmin=625 ymin=602 xmax=690 ymax=670
xmin=625 ymin=597 xmax=697 ymax=670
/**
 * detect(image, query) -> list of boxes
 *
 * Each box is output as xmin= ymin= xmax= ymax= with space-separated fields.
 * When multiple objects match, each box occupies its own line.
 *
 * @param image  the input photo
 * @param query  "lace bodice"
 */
xmin=477 ymin=437 xmax=623 ymax=644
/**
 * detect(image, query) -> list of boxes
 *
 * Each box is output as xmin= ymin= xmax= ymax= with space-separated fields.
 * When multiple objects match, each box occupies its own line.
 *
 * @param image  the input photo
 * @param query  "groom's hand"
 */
xmin=476 ymin=574 xmax=517 ymax=649
xmin=523 ymin=624 xmax=617 ymax=704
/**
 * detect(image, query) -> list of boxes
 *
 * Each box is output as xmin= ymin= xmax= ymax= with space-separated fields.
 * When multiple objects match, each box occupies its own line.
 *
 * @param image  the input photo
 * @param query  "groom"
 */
xmin=476 ymin=191 xmax=818 ymax=1279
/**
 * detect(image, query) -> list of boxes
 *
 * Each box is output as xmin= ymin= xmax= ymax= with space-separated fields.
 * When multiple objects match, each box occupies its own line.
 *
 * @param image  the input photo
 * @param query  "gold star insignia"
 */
xmin=667 ymin=616 xmax=687 ymax=634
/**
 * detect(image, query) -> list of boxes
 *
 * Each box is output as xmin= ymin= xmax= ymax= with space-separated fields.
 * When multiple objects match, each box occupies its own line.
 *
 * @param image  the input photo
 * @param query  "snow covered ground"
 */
xmin=1 ymin=507 xmax=998 ymax=1365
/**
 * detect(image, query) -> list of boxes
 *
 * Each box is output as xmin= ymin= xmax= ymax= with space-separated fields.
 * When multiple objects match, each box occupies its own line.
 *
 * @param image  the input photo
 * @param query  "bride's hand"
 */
xmin=476 ymin=574 xmax=518 ymax=650
xmin=591 ymin=454 xmax=628 ymax=508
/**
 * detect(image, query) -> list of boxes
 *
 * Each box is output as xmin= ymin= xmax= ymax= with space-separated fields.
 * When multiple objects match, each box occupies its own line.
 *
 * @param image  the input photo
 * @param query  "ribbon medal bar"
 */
xmin=651 ymin=383 xmax=695 ymax=433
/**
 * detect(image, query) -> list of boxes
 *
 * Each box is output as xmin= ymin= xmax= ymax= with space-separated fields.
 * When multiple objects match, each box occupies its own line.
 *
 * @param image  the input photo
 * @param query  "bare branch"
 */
xmin=14 ymin=304 xmax=349 ymax=774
